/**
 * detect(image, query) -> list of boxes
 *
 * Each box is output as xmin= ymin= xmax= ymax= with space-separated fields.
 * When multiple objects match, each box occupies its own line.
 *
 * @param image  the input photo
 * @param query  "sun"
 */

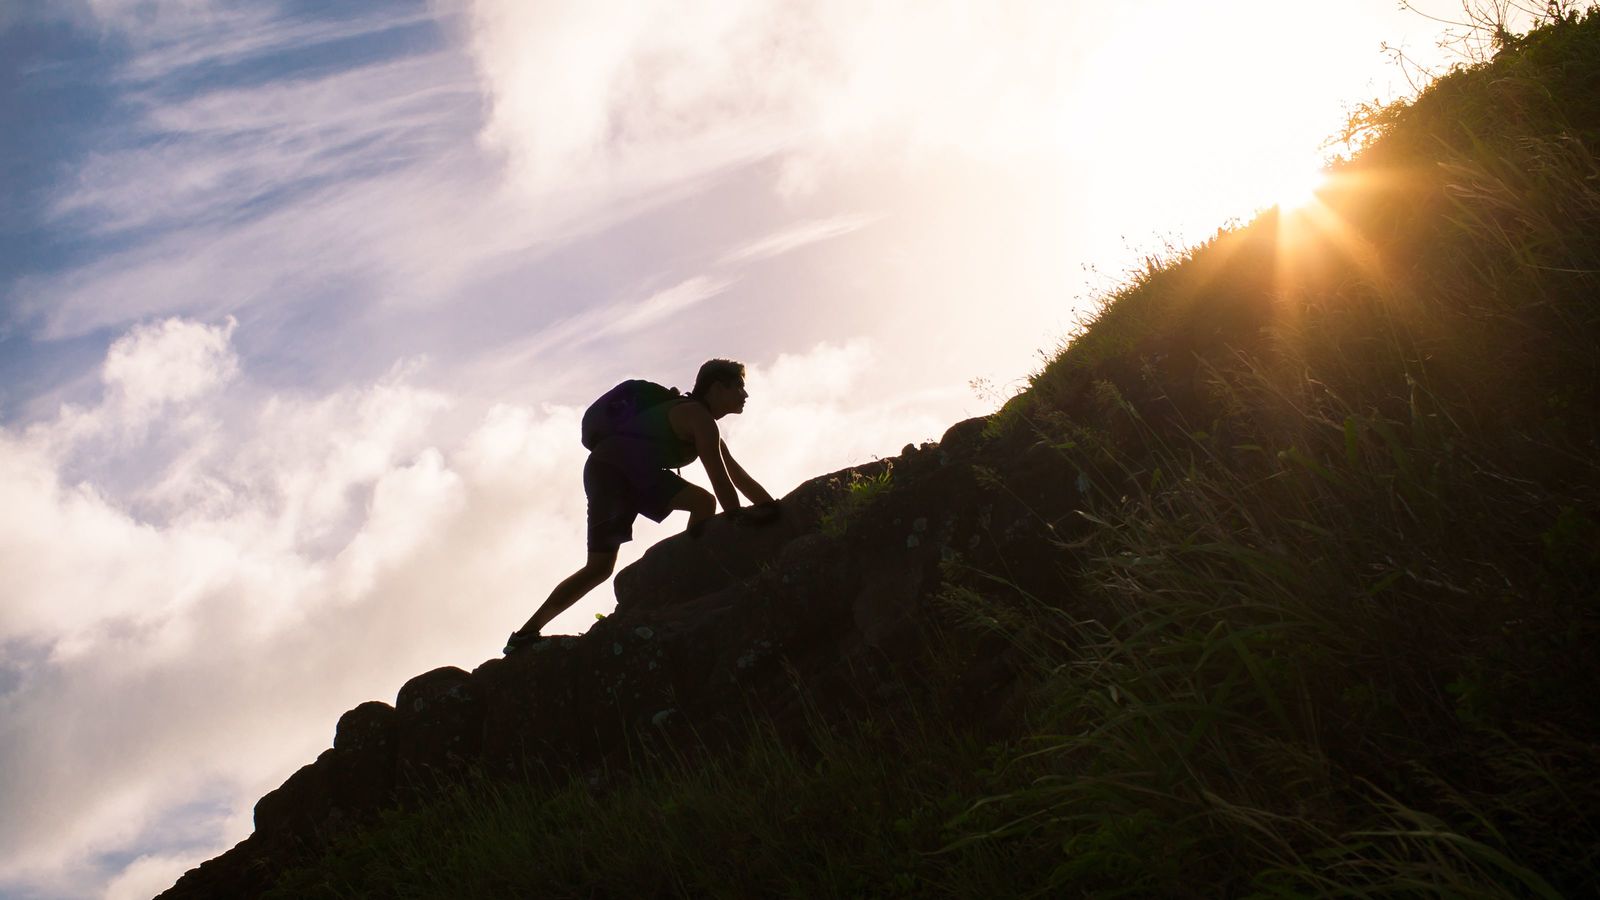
xmin=1267 ymin=163 xmax=1330 ymax=212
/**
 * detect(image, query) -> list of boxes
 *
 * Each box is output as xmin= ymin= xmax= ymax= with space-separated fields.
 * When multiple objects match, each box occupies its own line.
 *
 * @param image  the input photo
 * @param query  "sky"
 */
xmin=0 ymin=1 xmax=1482 ymax=897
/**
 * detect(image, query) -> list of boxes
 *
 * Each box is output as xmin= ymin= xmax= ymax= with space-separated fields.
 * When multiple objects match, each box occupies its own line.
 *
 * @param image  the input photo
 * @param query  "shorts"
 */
xmin=584 ymin=452 xmax=692 ymax=553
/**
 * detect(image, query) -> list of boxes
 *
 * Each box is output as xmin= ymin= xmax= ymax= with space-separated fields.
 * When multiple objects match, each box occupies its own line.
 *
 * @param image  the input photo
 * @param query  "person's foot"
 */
xmin=503 ymin=630 xmax=545 ymax=655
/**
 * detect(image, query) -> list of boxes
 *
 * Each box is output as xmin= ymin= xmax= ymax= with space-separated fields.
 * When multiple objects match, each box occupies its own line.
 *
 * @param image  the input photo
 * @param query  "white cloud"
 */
xmin=458 ymin=0 xmax=814 ymax=197
xmin=725 ymin=339 xmax=962 ymax=490
xmin=104 ymin=852 xmax=211 ymax=900
xmin=0 ymin=436 xmax=169 ymax=646
xmin=0 ymin=319 xmax=587 ymax=894
xmin=753 ymin=338 xmax=875 ymax=405
xmin=102 ymin=316 xmax=238 ymax=420
xmin=452 ymin=0 xmax=1126 ymax=203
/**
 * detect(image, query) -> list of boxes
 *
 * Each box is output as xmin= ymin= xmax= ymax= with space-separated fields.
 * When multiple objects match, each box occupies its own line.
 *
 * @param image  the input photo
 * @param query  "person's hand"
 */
xmin=735 ymin=500 xmax=782 ymax=526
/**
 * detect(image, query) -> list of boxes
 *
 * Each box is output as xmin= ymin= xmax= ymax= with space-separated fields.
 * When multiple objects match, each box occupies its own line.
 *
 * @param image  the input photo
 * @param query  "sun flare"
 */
xmin=1269 ymin=164 xmax=1331 ymax=211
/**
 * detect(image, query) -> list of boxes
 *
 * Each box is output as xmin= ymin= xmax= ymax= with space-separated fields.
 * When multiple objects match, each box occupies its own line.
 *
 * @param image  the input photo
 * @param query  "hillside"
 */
xmin=164 ymin=12 xmax=1600 ymax=898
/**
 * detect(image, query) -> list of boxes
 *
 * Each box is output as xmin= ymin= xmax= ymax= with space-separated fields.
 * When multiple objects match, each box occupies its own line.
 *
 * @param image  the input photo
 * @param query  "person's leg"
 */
xmin=666 ymin=483 xmax=716 ymax=536
xmin=513 ymin=549 xmax=618 ymax=639
xmin=508 ymin=454 xmax=629 ymax=647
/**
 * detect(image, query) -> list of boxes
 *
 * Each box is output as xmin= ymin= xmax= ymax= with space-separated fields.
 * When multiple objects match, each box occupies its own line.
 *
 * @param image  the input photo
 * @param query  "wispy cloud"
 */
xmin=51 ymin=52 xmax=480 ymax=238
xmin=719 ymin=213 xmax=880 ymax=266
xmin=11 ymin=4 xmax=498 ymax=347
xmin=89 ymin=2 xmax=443 ymax=84
xmin=474 ymin=274 xmax=737 ymax=387
xmin=600 ymin=275 xmax=734 ymax=336
xmin=13 ymin=3 xmax=764 ymax=361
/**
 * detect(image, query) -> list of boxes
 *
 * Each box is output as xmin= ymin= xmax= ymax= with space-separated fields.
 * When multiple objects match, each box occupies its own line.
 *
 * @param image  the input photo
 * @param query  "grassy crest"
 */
xmin=269 ymin=12 xmax=1600 ymax=898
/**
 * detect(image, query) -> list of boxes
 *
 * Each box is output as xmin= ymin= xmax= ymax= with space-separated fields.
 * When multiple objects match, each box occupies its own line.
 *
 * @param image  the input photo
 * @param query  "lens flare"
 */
xmin=1270 ymin=165 xmax=1330 ymax=211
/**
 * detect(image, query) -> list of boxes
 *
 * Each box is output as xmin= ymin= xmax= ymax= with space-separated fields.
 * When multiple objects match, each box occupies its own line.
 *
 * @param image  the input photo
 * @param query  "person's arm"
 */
xmin=720 ymin=440 xmax=773 ymax=504
xmin=684 ymin=405 xmax=742 ymax=514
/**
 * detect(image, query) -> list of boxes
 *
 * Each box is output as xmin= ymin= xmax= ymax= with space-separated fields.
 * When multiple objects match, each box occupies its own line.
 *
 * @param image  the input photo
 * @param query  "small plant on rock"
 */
xmin=819 ymin=464 xmax=894 ymax=538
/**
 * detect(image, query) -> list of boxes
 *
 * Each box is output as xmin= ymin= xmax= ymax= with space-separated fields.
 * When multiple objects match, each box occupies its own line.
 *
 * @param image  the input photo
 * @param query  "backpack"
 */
xmin=580 ymin=379 xmax=682 ymax=450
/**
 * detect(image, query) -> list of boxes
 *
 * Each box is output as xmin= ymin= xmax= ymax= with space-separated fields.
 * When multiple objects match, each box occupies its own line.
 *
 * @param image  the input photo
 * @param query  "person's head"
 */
xmin=690 ymin=358 xmax=747 ymax=418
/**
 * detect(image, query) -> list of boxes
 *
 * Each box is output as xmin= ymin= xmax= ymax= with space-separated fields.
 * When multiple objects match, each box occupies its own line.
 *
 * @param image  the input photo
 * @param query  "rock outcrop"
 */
xmin=160 ymin=414 xmax=1082 ymax=898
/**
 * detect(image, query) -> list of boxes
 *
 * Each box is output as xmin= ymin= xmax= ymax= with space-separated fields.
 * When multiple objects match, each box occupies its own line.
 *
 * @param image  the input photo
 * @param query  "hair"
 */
xmin=689 ymin=358 xmax=745 ymax=400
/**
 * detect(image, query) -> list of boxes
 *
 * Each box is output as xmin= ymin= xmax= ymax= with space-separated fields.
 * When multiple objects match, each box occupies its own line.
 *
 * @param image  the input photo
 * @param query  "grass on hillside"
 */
xmin=265 ymin=710 xmax=1064 ymax=900
xmin=268 ymin=11 xmax=1600 ymax=898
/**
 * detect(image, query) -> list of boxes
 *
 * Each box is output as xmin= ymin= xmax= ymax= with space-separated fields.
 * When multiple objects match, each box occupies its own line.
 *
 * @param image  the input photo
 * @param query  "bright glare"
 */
xmin=1269 ymin=164 xmax=1331 ymax=211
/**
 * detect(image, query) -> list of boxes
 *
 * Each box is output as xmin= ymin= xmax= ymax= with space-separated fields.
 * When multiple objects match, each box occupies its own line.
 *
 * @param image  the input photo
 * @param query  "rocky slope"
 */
xmin=159 ymin=411 xmax=1085 ymax=898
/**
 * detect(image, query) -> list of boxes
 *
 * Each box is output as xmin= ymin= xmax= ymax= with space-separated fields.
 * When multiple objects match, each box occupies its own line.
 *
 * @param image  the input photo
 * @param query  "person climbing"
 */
xmin=504 ymin=358 xmax=780 ymax=653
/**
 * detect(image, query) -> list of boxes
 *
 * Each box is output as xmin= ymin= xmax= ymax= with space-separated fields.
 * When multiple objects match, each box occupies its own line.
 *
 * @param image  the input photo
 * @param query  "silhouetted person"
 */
xmin=505 ymin=359 xmax=778 ymax=653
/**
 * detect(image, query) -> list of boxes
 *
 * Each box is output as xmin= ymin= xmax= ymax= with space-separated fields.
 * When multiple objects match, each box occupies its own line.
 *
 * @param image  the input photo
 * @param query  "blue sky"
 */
xmin=2 ymin=11 xmax=120 ymax=410
xmin=0 ymin=1 xmax=1473 ymax=896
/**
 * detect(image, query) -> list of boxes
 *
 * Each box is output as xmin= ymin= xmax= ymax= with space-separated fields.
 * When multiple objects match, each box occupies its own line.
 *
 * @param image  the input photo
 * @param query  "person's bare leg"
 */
xmin=669 ymin=484 xmax=716 ymax=536
xmin=509 ymin=485 xmax=711 ymax=650
xmin=514 ymin=550 xmax=617 ymax=638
